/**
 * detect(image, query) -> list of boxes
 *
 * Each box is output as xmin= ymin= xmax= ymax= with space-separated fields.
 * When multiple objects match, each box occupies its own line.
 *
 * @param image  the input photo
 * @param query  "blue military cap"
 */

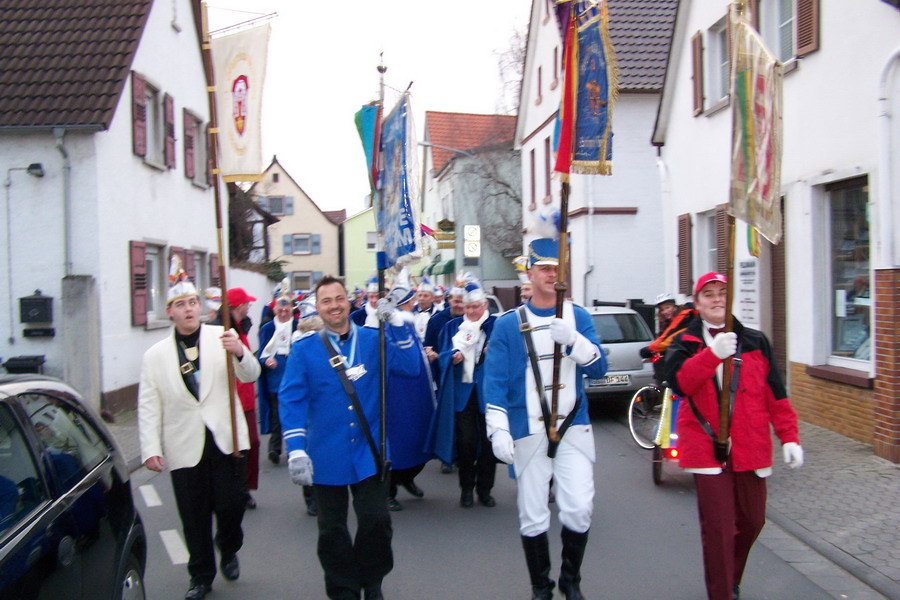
xmin=528 ymin=238 xmax=559 ymax=268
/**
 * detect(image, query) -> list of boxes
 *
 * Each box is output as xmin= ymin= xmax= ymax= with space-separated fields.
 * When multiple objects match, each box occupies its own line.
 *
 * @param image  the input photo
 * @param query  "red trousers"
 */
xmin=244 ymin=409 xmax=260 ymax=491
xmin=693 ymin=468 xmax=767 ymax=600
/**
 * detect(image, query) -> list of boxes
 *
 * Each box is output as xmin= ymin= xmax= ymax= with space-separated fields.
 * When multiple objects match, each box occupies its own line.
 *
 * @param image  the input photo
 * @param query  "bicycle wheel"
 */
xmin=628 ymin=385 xmax=662 ymax=449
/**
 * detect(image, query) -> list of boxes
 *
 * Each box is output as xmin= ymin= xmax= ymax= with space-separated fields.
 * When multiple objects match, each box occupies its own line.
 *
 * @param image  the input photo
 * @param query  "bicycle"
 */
xmin=628 ymin=382 xmax=680 ymax=485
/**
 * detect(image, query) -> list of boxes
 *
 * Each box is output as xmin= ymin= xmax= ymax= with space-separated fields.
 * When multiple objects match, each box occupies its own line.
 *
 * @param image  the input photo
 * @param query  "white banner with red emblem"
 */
xmin=210 ymin=24 xmax=270 ymax=182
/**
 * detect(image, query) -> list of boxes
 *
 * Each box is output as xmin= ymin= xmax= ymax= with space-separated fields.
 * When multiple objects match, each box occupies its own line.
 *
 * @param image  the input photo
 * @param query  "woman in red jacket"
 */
xmin=665 ymin=272 xmax=804 ymax=600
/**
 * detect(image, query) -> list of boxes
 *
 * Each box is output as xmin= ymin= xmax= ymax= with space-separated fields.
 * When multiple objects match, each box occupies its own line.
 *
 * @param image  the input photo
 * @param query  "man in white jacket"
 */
xmin=138 ymin=260 xmax=260 ymax=600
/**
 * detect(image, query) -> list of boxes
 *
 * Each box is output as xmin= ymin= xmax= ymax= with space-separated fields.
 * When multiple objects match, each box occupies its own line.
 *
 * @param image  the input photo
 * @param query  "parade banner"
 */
xmin=377 ymin=94 xmax=422 ymax=268
xmin=210 ymin=24 xmax=270 ymax=182
xmin=554 ymin=0 xmax=617 ymax=178
xmin=729 ymin=4 xmax=783 ymax=244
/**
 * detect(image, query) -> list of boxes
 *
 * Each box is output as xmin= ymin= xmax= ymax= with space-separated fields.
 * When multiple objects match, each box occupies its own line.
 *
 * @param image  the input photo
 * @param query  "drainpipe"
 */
xmin=583 ymin=176 xmax=594 ymax=305
xmin=878 ymin=47 xmax=900 ymax=268
xmin=53 ymin=127 xmax=73 ymax=276
xmin=656 ymin=153 xmax=673 ymax=296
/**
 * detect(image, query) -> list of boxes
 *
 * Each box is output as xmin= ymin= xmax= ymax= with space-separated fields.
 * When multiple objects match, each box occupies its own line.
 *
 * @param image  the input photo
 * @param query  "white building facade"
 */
xmin=652 ymin=0 xmax=900 ymax=461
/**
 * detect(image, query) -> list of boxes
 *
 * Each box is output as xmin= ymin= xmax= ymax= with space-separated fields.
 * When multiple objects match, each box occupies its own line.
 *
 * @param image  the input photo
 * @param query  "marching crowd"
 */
xmin=137 ymin=237 xmax=803 ymax=600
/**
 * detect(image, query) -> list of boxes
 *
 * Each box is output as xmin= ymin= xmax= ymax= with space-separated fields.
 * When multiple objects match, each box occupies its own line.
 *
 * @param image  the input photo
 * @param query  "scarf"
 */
xmin=452 ymin=310 xmax=489 ymax=383
xmin=261 ymin=318 xmax=293 ymax=359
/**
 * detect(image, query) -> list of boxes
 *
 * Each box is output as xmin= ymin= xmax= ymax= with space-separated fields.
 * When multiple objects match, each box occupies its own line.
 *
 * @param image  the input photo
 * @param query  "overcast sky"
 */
xmin=207 ymin=0 xmax=531 ymax=216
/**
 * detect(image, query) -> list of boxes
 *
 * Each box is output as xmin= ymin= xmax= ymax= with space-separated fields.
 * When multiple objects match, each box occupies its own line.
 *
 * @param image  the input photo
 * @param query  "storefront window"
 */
xmin=829 ymin=178 xmax=869 ymax=361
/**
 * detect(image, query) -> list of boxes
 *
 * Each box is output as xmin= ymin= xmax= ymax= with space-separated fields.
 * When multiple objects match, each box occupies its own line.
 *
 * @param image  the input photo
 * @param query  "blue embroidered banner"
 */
xmin=377 ymin=94 xmax=421 ymax=268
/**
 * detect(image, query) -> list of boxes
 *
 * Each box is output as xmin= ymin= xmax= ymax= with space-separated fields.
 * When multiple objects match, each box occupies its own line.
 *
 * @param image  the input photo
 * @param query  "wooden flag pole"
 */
xmin=718 ymin=214 xmax=737 ymax=448
xmin=548 ymin=181 xmax=572 ymax=444
xmin=200 ymin=0 xmax=239 ymax=456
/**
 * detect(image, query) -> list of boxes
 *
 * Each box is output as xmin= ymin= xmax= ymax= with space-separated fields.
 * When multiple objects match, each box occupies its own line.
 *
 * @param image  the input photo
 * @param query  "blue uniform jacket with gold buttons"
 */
xmin=278 ymin=323 xmax=420 ymax=485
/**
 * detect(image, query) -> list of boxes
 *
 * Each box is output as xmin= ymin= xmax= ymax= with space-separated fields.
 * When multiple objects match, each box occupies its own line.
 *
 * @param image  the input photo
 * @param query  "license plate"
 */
xmin=589 ymin=374 xmax=630 ymax=387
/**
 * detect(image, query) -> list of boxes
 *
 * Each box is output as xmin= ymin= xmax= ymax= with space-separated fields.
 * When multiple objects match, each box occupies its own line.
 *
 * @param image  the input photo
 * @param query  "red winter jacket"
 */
xmin=664 ymin=316 xmax=799 ymax=471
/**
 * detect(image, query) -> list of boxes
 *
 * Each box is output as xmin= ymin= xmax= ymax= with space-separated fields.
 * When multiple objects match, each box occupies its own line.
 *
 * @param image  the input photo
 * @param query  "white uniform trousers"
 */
xmin=514 ymin=425 xmax=595 ymax=537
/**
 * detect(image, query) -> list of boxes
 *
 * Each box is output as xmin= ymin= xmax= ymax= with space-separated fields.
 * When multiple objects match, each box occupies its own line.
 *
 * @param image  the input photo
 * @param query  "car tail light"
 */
xmin=665 ymin=448 xmax=679 ymax=460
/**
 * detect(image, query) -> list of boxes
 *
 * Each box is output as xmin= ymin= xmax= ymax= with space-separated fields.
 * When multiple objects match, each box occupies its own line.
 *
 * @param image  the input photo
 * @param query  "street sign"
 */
xmin=464 ymin=241 xmax=481 ymax=258
xmin=464 ymin=225 xmax=480 ymax=241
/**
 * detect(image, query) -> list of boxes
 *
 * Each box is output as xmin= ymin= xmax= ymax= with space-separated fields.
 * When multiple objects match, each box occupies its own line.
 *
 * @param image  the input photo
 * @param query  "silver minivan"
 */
xmin=585 ymin=306 xmax=655 ymax=399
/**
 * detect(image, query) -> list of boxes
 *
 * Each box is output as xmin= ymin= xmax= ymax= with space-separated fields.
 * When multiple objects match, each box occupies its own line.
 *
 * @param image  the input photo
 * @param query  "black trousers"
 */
xmin=455 ymin=391 xmax=496 ymax=495
xmin=314 ymin=475 xmax=393 ymax=600
xmin=171 ymin=429 xmax=247 ymax=586
xmin=267 ymin=392 xmax=282 ymax=455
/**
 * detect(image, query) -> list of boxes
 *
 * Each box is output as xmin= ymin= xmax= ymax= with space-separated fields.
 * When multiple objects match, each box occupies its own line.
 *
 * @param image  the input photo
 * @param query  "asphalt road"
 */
xmin=132 ymin=403 xmax=833 ymax=599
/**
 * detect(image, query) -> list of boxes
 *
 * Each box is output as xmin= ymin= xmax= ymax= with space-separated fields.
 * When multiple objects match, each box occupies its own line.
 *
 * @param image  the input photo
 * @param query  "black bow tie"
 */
xmin=708 ymin=327 xmax=725 ymax=336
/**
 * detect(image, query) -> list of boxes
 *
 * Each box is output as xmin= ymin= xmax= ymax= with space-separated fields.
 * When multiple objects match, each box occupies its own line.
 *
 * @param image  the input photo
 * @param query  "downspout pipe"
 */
xmin=53 ymin=127 xmax=73 ymax=276
xmin=877 ymin=47 xmax=900 ymax=268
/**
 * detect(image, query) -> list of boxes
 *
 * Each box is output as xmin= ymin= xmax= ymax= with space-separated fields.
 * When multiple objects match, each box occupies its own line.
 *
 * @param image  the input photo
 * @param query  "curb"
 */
xmin=766 ymin=505 xmax=900 ymax=600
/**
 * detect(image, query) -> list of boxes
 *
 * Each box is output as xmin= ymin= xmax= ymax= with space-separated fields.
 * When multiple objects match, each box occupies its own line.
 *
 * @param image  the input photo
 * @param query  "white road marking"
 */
xmin=138 ymin=484 xmax=162 ymax=507
xmin=159 ymin=529 xmax=189 ymax=565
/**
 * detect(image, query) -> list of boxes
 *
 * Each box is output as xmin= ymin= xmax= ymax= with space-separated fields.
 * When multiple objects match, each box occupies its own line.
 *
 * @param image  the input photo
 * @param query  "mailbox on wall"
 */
xmin=19 ymin=290 xmax=53 ymax=323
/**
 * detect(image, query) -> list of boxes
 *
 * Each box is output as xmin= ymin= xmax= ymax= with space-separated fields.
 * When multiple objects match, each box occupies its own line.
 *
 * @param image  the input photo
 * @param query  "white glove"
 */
xmin=288 ymin=450 xmax=313 ymax=486
xmin=782 ymin=442 xmax=804 ymax=469
xmin=375 ymin=298 xmax=404 ymax=326
xmin=549 ymin=318 xmax=577 ymax=347
xmin=710 ymin=331 xmax=738 ymax=360
xmin=490 ymin=430 xmax=515 ymax=464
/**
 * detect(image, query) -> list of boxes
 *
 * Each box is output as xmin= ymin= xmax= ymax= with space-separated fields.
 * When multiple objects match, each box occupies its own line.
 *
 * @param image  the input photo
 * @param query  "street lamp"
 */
xmin=5 ymin=163 xmax=45 ymax=344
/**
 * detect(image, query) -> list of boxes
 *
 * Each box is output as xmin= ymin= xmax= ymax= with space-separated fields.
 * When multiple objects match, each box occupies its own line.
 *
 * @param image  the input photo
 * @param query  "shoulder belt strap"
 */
xmin=318 ymin=329 xmax=385 ymax=476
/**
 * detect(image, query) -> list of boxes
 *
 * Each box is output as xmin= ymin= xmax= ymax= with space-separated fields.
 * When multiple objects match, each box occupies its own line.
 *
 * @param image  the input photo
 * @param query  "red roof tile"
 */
xmin=323 ymin=210 xmax=346 ymax=226
xmin=0 ymin=0 xmax=153 ymax=129
xmin=424 ymin=112 xmax=517 ymax=174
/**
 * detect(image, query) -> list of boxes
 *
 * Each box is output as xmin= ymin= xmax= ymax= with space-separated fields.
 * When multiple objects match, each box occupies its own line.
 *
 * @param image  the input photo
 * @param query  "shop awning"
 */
xmin=431 ymin=258 xmax=455 ymax=275
xmin=420 ymin=263 xmax=434 ymax=277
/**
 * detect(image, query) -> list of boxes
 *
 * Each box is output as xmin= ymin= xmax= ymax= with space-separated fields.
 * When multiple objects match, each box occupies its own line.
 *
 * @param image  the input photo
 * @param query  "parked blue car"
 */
xmin=0 ymin=375 xmax=146 ymax=600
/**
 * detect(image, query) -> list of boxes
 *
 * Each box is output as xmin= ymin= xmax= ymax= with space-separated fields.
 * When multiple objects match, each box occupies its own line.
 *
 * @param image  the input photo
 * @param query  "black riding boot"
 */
xmin=521 ymin=533 xmax=555 ymax=599
xmin=558 ymin=527 xmax=589 ymax=600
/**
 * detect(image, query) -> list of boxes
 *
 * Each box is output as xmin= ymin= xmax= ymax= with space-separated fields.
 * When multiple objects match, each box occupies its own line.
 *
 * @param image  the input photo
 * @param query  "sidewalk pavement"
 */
xmin=105 ymin=413 xmax=899 ymax=600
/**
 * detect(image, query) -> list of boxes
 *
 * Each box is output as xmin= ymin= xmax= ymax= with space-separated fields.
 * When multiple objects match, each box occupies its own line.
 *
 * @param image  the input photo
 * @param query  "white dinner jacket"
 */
xmin=138 ymin=324 xmax=260 ymax=471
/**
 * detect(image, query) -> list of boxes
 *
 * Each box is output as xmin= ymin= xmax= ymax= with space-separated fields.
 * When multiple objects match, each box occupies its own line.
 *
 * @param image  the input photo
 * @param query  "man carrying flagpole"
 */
xmin=484 ymin=239 xmax=607 ymax=600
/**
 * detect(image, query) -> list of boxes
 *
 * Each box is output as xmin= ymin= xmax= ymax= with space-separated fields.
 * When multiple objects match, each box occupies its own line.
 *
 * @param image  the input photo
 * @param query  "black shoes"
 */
xmin=268 ymin=450 xmax=280 ymax=465
xmin=244 ymin=492 xmax=257 ymax=510
xmin=733 ymin=584 xmax=741 ymax=600
xmin=364 ymin=586 xmax=384 ymax=600
xmin=387 ymin=497 xmax=403 ymax=511
xmin=220 ymin=554 xmax=240 ymax=581
xmin=184 ymin=582 xmax=211 ymax=600
xmin=478 ymin=492 xmax=496 ymax=507
xmin=401 ymin=481 xmax=424 ymax=498
xmin=440 ymin=462 xmax=453 ymax=474
xmin=460 ymin=489 xmax=474 ymax=508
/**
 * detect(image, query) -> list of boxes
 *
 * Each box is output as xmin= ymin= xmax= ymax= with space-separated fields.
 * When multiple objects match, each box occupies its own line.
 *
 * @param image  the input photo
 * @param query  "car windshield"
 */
xmin=592 ymin=313 xmax=652 ymax=344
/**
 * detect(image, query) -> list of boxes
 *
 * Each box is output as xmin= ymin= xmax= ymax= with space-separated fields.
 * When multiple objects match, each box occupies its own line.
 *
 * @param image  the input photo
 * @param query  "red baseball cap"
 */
xmin=226 ymin=287 xmax=256 ymax=306
xmin=693 ymin=272 xmax=727 ymax=297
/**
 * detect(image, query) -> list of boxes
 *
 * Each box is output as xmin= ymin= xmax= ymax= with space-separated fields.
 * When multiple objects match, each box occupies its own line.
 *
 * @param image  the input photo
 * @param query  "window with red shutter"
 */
xmin=209 ymin=253 xmax=221 ymax=288
xmin=184 ymin=250 xmax=196 ymax=283
xmin=678 ymin=213 xmax=693 ymax=295
xmin=164 ymin=93 xmax=176 ymax=169
xmin=130 ymin=241 xmax=148 ymax=326
xmin=796 ymin=0 xmax=819 ymax=56
xmin=183 ymin=109 xmax=195 ymax=180
xmin=132 ymin=72 xmax=147 ymax=157
xmin=715 ymin=203 xmax=729 ymax=273
xmin=691 ymin=32 xmax=704 ymax=116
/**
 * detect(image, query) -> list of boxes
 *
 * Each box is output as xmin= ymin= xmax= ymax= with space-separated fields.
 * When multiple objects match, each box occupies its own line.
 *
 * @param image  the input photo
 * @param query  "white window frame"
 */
xmin=759 ymin=0 xmax=796 ymax=63
xmin=143 ymin=80 xmax=165 ymax=168
xmin=366 ymin=231 xmax=377 ymax=252
xmin=823 ymin=181 xmax=871 ymax=369
xmin=291 ymin=234 xmax=311 ymax=255
xmin=292 ymin=271 xmax=313 ymax=291
xmin=191 ymin=116 xmax=208 ymax=187
xmin=144 ymin=244 xmax=166 ymax=321
xmin=695 ymin=211 xmax=718 ymax=277
xmin=706 ymin=18 xmax=729 ymax=106
xmin=267 ymin=196 xmax=285 ymax=215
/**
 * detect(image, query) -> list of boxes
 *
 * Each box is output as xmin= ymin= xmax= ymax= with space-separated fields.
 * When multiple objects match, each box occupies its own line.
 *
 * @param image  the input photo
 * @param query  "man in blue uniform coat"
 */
xmin=429 ymin=278 xmax=498 ymax=508
xmin=484 ymin=238 xmax=608 ymax=600
xmin=278 ymin=275 xmax=420 ymax=600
